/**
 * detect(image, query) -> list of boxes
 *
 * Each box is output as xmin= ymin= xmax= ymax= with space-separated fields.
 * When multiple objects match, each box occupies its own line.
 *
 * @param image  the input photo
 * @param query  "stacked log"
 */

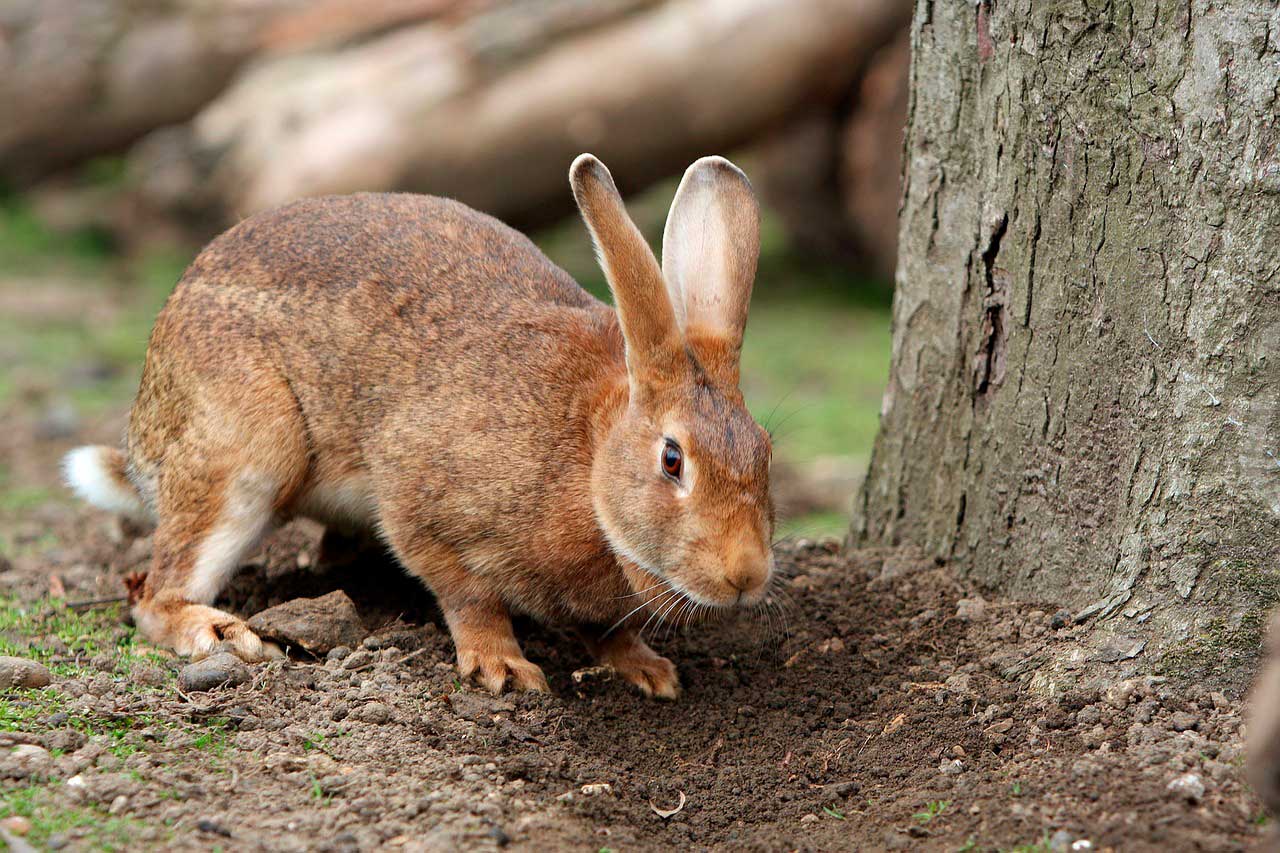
xmin=3 ymin=0 xmax=911 ymax=270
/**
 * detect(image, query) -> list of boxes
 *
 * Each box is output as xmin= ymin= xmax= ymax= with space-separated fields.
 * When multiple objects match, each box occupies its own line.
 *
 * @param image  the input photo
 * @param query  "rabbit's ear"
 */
xmin=661 ymin=156 xmax=760 ymax=387
xmin=571 ymin=154 xmax=685 ymax=395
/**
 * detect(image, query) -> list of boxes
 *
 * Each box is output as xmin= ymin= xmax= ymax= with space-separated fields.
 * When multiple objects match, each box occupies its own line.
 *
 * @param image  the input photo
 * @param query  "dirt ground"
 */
xmin=0 ymin=412 xmax=1275 ymax=852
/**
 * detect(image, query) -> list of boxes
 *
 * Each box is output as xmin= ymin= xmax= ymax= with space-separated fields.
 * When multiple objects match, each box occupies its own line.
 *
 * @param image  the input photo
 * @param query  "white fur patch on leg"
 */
xmin=62 ymin=446 xmax=146 ymax=517
xmin=185 ymin=470 xmax=278 ymax=604
xmin=295 ymin=476 xmax=376 ymax=529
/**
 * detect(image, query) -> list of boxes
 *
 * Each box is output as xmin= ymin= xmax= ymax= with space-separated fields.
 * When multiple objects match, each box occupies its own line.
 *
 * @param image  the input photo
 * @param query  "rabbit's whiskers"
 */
xmin=603 ymin=584 xmax=679 ymax=638
xmin=613 ymin=580 xmax=670 ymax=600
xmin=639 ymin=586 xmax=690 ymax=639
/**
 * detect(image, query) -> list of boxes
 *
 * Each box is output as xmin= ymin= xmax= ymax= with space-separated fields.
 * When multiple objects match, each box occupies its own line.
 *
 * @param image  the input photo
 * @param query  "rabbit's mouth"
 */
xmin=658 ymin=553 xmax=775 ymax=612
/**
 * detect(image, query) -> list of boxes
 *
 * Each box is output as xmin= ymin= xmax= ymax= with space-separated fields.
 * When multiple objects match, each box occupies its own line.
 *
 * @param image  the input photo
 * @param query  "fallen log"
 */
xmin=0 ymin=0 xmax=469 ymax=182
xmin=130 ymin=0 xmax=911 ymax=229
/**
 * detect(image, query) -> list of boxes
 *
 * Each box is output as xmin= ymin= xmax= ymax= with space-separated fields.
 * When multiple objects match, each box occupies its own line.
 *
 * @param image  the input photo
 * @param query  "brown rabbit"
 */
xmin=63 ymin=154 xmax=774 ymax=697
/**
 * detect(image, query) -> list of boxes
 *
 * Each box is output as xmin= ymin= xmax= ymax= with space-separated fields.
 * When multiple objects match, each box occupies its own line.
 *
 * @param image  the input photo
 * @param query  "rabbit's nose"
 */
xmin=725 ymin=551 xmax=771 ymax=599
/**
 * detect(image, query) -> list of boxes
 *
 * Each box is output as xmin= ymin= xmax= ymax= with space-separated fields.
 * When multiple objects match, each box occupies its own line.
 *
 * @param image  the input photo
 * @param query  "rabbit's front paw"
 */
xmin=592 ymin=631 xmax=680 ymax=699
xmin=457 ymin=645 xmax=550 ymax=694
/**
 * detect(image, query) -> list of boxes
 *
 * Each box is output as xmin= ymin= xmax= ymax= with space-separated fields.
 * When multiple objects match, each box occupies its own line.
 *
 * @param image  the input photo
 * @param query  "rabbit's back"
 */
xmin=128 ymin=192 xmax=620 ymax=529
xmin=181 ymin=192 xmax=594 ymax=307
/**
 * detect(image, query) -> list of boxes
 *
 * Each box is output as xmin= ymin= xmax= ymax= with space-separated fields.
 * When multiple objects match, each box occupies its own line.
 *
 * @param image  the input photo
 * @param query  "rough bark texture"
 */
xmin=854 ymin=0 xmax=1280 ymax=689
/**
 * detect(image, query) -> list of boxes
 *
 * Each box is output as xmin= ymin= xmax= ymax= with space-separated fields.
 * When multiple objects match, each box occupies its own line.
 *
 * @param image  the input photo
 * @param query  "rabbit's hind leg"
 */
xmin=134 ymin=461 xmax=285 ymax=662
xmin=130 ymin=376 xmax=308 ymax=662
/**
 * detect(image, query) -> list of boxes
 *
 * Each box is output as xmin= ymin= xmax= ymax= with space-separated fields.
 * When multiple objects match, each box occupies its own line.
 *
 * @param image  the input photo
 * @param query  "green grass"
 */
xmin=0 ymin=597 xmax=180 ymax=762
xmin=913 ymin=800 xmax=950 ymax=824
xmin=0 ymin=483 xmax=59 ymax=515
xmin=0 ymin=687 xmax=153 ymax=759
xmin=0 ymin=192 xmax=187 ymax=413
xmin=192 ymin=721 xmax=230 ymax=757
xmin=0 ymin=784 xmax=149 ymax=850
xmin=0 ymin=597 xmax=167 ymax=678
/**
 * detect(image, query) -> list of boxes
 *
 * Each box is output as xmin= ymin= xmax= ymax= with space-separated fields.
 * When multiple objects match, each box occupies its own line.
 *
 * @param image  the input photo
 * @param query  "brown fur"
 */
xmin=66 ymin=155 xmax=772 ymax=697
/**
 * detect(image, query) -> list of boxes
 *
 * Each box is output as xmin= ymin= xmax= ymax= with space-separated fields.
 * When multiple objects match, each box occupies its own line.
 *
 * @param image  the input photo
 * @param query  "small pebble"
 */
xmin=1169 ymin=711 xmax=1198 ymax=732
xmin=177 ymin=654 xmax=251 ymax=692
xmin=1049 ymin=829 xmax=1075 ymax=852
xmin=0 ymin=656 xmax=52 ymax=689
xmin=955 ymin=597 xmax=987 ymax=621
xmin=86 ymin=674 xmax=115 ymax=697
xmin=132 ymin=665 xmax=167 ymax=687
xmin=342 ymin=651 xmax=375 ymax=670
xmin=196 ymin=818 xmax=232 ymax=837
xmin=1167 ymin=772 xmax=1205 ymax=802
xmin=1103 ymin=680 xmax=1136 ymax=710
xmin=9 ymin=744 xmax=52 ymax=778
xmin=0 ymin=815 xmax=32 ymax=835
xmin=355 ymin=702 xmax=392 ymax=724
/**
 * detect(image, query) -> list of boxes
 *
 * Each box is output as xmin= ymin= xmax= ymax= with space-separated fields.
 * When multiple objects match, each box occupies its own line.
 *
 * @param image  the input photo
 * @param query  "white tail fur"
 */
xmin=62 ymin=446 xmax=148 ymax=519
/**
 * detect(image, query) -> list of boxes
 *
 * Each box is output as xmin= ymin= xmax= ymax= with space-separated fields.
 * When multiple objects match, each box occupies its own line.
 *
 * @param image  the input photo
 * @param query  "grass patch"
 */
xmin=0 ymin=783 xmax=149 ymax=850
xmin=912 ymin=800 xmax=949 ymax=824
xmin=0 ymin=598 xmax=145 ymax=676
xmin=0 ymin=688 xmax=152 ymax=759
xmin=0 ymin=595 xmax=234 ymax=771
xmin=777 ymin=510 xmax=848 ymax=543
xmin=193 ymin=720 xmax=231 ymax=757
xmin=0 ymin=192 xmax=190 ymax=412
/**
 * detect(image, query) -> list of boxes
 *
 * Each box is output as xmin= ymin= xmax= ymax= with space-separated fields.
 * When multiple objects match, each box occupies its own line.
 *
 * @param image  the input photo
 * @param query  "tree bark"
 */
xmin=129 ymin=0 xmax=910 ymax=230
xmin=854 ymin=0 xmax=1280 ymax=691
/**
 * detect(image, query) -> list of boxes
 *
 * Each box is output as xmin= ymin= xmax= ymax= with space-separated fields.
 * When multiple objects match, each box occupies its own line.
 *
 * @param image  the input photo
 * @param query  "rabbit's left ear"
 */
xmin=661 ymin=156 xmax=760 ymax=387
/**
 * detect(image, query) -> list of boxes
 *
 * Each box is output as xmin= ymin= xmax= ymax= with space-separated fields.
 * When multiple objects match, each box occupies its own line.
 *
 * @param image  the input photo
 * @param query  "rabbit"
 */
xmin=63 ymin=153 xmax=775 ymax=698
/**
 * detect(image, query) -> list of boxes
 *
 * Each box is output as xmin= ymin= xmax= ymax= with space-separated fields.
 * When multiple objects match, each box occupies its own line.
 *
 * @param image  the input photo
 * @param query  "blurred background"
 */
xmin=0 ymin=0 xmax=910 ymax=541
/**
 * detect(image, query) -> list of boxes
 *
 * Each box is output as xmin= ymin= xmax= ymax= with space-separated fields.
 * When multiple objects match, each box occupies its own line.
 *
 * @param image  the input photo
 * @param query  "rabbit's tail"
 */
xmin=63 ymin=445 xmax=151 ymax=520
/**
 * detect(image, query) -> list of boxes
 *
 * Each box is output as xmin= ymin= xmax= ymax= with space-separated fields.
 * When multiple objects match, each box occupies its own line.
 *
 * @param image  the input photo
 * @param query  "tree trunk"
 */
xmin=854 ymin=0 xmax=1280 ymax=692
xmin=129 ymin=0 xmax=909 ymax=230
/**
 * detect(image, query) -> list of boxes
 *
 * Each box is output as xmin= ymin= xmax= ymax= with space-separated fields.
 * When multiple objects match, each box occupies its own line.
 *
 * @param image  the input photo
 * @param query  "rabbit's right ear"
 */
xmin=571 ymin=154 xmax=685 ymax=395
xmin=661 ymin=157 xmax=760 ymax=388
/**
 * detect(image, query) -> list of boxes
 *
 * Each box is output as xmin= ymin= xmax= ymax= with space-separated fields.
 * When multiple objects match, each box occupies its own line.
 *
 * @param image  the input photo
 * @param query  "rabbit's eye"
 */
xmin=661 ymin=440 xmax=683 ymax=481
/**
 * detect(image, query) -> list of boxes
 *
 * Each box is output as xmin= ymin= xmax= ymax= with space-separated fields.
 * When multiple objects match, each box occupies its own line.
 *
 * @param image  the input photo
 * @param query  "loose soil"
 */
xmin=0 ymin=415 xmax=1273 ymax=852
